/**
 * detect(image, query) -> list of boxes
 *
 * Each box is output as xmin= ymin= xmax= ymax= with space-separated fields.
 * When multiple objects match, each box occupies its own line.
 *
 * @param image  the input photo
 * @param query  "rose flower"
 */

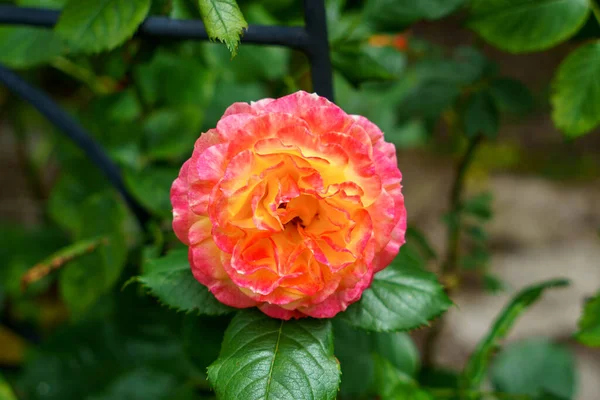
xmin=171 ymin=91 xmax=406 ymax=319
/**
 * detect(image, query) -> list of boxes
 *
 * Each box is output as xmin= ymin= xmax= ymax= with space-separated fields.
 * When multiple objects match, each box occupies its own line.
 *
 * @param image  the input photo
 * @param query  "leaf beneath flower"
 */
xmin=137 ymin=250 xmax=234 ymax=316
xmin=208 ymin=310 xmax=340 ymax=399
xmin=339 ymin=245 xmax=452 ymax=332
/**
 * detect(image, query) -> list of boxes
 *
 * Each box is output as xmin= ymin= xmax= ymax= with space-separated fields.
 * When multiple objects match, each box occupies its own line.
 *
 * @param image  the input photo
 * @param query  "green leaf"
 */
xmin=575 ymin=291 xmax=600 ymax=347
xmin=371 ymin=331 xmax=420 ymax=378
xmin=124 ymin=166 xmax=178 ymax=217
xmin=59 ymin=192 xmax=129 ymax=319
xmin=142 ymin=108 xmax=203 ymax=161
xmin=0 ymin=27 xmax=64 ymax=68
xmin=340 ymin=247 xmax=452 ymax=332
xmin=138 ymin=250 xmax=234 ymax=315
xmin=464 ymin=90 xmax=499 ymax=139
xmin=489 ymin=77 xmax=533 ymax=114
xmin=0 ymin=372 xmax=17 ymax=400
xmin=372 ymin=354 xmax=433 ymax=400
xmin=17 ymin=0 xmax=67 ymax=8
xmin=551 ymin=41 xmax=600 ymax=138
xmin=461 ymin=279 xmax=570 ymax=392
xmin=333 ymin=319 xmax=375 ymax=397
xmin=197 ymin=0 xmax=248 ymax=56
xmin=208 ymin=310 xmax=340 ymax=400
xmin=462 ymin=192 xmax=493 ymax=220
xmin=365 ymin=0 xmax=465 ymax=31
xmin=468 ymin=0 xmax=590 ymax=53
xmin=55 ymin=0 xmax=152 ymax=54
xmin=490 ymin=339 xmax=576 ymax=399
xmin=332 ymin=45 xmax=402 ymax=87
xmin=171 ymin=0 xmax=200 ymax=19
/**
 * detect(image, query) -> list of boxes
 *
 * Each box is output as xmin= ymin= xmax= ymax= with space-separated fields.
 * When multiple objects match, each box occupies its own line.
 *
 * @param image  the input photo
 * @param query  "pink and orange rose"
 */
xmin=171 ymin=91 xmax=406 ymax=319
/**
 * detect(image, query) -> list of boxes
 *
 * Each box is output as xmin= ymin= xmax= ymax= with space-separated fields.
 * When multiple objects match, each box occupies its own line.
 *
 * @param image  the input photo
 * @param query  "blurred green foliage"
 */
xmin=1 ymin=0 xmax=599 ymax=399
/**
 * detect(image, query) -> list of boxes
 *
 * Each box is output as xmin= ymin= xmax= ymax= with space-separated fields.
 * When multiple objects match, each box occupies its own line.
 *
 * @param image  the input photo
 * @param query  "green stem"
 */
xmin=51 ymin=57 xmax=118 ymax=94
xmin=590 ymin=0 xmax=600 ymax=26
xmin=422 ymin=135 xmax=483 ymax=367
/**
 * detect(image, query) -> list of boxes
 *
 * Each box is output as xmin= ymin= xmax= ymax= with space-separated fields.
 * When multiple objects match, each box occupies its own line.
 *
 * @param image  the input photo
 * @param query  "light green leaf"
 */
xmin=461 ymin=279 xmax=570 ymax=392
xmin=138 ymin=250 xmax=234 ymax=315
xmin=124 ymin=166 xmax=178 ymax=217
xmin=464 ymin=90 xmax=499 ymax=139
xmin=490 ymin=338 xmax=576 ymax=399
xmin=59 ymin=192 xmax=128 ymax=319
xmin=55 ymin=0 xmax=152 ymax=54
xmin=0 ymin=27 xmax=64 ymax=69
xmin=208 ymin=310 xmax=340 ymax=400
xmin=468 ymin=0 xmax=590 ymax=53
xmin=551 ymin=41 xmax=600 ymax=138
xmin=0 ymin=372 xmax=17 ymax=400
xmin=197 ymin=0 xmax=248 ymax=56
xmin=340 ymin=246 xmax=452 ymax=332
xmin=575 ymin=291 xmax=600 ymax=347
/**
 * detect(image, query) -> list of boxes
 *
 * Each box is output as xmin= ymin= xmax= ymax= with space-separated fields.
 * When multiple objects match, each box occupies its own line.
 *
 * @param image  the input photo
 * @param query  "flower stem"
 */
xmin=422 ymin=134 xmax=483 ymax=367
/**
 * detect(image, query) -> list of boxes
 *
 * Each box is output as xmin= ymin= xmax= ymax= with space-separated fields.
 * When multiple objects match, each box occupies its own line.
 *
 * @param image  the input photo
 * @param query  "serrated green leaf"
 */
xmin=0 ymin=372 xmax=17 ymax=400
xmin=490 ymin=339 xmax=576 ymax=399
xmin=340 ymin=246 xmax=452 ymax=332
xmin=55 ymin=0 xmax=152 ymax=54
xmin=59 ymin=192 xmax=128 ymax=319
xmin=575 ymin=291 xmax=600 ymax=347
xmin=124 ymin=166 xmax=178 ymax=217
xmin=551 ymin=41 xmax=600 ymax=138
xmin=197 ymin=0 xmax=247 ymax=56
xmin=138 ymin=250 xmax=234 ymax=315
xmin=208 ymin=310 xmax=340 ymax=400
xmin=461 ymin=279 xmax=570 ymax=392
xmin=0 ymin=27 xmax=65 ymax=68
xmin=468 ymin=0 xmax=589 ymax=53
xmin=464 ymin=91 xmax=499 ymax=139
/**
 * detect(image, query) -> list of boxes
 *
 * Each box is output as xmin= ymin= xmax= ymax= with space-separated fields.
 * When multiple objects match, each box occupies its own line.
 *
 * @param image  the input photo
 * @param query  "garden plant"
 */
xmin=0 ymin=0 xmax=599 ymax=400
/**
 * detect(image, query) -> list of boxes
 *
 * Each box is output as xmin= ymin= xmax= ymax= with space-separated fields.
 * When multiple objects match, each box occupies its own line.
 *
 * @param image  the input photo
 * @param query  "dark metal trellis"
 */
xmin=0 ymin=0 xmax=334 ymax=227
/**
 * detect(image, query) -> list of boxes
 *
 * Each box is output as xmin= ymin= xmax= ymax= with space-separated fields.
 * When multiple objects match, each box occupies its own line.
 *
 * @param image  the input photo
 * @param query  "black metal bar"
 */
xmin=0 ymin=5 xmax=311 ymax=49
xmin=0 ymin=64 xmax=150 ymax=227
xmin=303 ymin=0 xmax=334 ymax=102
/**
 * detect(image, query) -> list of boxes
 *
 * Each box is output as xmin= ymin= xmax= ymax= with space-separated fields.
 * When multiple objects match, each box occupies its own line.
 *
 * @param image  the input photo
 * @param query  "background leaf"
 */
xmin=575 ymin=291 xmax=600 ymax=347
xmin=490 ymin=338 xmax=576 ymax=399
xmin=0 ymin=27 xmax=64 ymax=69
xmin=461 ymin=279 xmax=570 ymax=392
xmin=138 ymin=249 xmax=235 ymax=315
xmin=55 ymin=0 xmax=152 ymax=53
xmin=197 ymin=0 xmax=248 ymax=56
xmin=208 ymin=310 xmax=340 ymax=400
xmin=551 ymin=41 xmax=600 ymax=138
xmin=468 ymin=0 xmax=590 ymax=53
xmin=59 ymin=192 xmax=129 ymax=318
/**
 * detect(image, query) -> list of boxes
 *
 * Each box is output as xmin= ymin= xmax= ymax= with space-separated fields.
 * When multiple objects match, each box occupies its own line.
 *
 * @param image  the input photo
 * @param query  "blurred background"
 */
xmin=0 ymin=0 xmax=599 ymax=399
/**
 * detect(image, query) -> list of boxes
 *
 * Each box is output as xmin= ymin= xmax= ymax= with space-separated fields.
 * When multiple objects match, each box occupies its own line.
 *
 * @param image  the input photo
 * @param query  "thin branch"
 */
xmin=423 ymin=135 xmax=483 ymax=367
